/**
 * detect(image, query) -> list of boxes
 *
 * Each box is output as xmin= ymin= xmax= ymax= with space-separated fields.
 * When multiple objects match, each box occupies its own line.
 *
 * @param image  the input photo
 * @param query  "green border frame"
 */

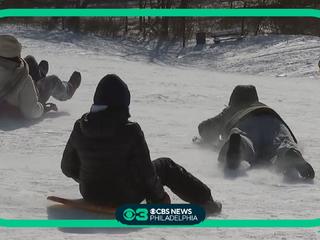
xmin=0 ymin=8 xmax=319 ymax=229
xmin=1 ymin=218 xmax=320 ymax=228
xmin=0 ymin=8 xmax=319 ymax=18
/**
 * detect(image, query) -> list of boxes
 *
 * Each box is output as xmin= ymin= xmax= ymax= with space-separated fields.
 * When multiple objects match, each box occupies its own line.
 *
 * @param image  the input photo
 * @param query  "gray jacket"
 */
xmin=0 ymin=57 xmax=44 ymax=119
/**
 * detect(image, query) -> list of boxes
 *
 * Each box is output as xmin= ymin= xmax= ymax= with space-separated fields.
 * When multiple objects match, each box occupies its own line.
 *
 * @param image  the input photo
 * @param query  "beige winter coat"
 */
xmin=0 ymin=57 xmax=44 ymax=119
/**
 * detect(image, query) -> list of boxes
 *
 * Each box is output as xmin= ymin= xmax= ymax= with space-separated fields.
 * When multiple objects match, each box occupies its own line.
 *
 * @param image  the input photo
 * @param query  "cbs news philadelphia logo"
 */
xmin=116 ymin=204 xmax=205 ymax=225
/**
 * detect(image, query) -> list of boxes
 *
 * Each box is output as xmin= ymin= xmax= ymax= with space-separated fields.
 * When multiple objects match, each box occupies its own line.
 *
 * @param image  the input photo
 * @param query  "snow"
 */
xmin=0 ymin=26 xmax=320 ymax=239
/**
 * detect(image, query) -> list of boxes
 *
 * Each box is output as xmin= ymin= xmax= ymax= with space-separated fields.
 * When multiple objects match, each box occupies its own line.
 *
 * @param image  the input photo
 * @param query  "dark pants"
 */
xmin=218 ymin=113 xmax=302 ymax=167
xmin=24 ymin=55 xmax=72 ymax=104
xmin=80 ymin=158 xmax=213 ymax=205
xmin=153 ymin=158 xmax=213 ymax=204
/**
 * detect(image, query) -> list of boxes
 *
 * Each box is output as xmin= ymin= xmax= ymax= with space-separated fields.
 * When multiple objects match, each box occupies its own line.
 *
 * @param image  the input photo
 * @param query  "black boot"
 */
xmin=226 ymin=133 xmax=241 ymax=169
xmin=67 ymin=71 xmax=81 ymax=98
xmin=283 ymin=149 xmax=315 ymax=179
xmin=39 ymin=60 xmax=49 ymax=78
xmin=36 ymin=75 xmax=60 ymax=104
xmin=200 ymin=198 xmax=222 ymax=215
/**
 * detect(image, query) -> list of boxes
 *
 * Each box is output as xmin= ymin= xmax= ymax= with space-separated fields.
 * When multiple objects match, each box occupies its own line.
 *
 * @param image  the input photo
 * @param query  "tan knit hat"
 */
xmin=0 ymin=35 xmax=22 ymax=58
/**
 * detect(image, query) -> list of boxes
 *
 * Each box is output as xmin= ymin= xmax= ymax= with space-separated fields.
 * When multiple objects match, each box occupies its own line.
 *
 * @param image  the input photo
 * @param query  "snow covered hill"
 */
xmin=0 ymin=26 xmax=319 ymax=240
xmin=3 ymin=25 xmax=320 ymax=78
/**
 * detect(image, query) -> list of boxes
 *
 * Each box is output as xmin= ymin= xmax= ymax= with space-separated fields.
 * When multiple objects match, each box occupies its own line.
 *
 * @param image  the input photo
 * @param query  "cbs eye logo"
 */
xmin=123 ymin=208 xmax=148 ymax=221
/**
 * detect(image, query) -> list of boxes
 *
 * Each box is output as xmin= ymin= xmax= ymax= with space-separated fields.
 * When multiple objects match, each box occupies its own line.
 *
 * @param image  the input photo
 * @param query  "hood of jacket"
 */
xmin=79 ymin=108 xmax=130 ymax=138
xmin=0 ymin=57 xmax=28 ymax=100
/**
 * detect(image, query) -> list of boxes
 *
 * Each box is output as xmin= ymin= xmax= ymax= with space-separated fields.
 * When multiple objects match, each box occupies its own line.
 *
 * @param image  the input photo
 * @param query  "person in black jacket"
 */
xmin=196 ymin=85 xmax=315 ymax=179
xmin=61 ymin=74 xmax=222 ymax=214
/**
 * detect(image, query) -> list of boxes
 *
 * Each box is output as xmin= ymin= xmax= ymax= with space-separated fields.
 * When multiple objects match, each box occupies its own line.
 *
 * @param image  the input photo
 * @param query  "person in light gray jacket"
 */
xmin=0 ymin=35 xmax=81 ymax=119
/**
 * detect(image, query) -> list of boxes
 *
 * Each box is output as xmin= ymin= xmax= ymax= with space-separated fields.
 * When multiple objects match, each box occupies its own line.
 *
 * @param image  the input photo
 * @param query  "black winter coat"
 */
xmin=198 ymin=102 xmax=297 ymax=149
xmin=61 ymin=109 xmax=165 ymax=206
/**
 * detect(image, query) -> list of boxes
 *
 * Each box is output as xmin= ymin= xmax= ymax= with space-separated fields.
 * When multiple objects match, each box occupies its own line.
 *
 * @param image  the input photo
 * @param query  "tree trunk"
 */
xmin=70 ymin=0 xmax=90 ymax=33
xmin=125 ymin=17 xmax=128 ymax=34
xmin=180 ymin=0 xmax=188 ymax=47
xmin=182 ymin=18 xmax=186 ymax=47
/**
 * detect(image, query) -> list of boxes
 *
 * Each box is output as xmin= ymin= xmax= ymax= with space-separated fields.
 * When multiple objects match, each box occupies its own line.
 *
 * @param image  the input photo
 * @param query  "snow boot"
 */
xmin=284 ymin=149 xmax=315 ymax=179
xmin=67 ymin=71 xmax=81 ymax=98
xmin=39 ymin=60 xmax=49 ymax=79
xmin=201 ymin=198 xmax=222 ymax=215
xmin=226 ymin=133 xmax=241 ymax=169
xmin=36 ymin=75 xmax=60 ymax=104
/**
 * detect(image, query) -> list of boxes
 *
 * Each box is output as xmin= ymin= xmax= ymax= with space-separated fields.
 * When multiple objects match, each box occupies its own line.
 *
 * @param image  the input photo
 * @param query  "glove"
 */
xmin=192 ymin=136 xmax=203 ymax=145
xmin=159 ymin=192 xmax=171 ymax=204
xmin=44 ymin=103 xmax=58 ymax=113
xmin=163 ymin=192 xmax=171 ymax=204
xmin=147 ymin=192 xmax=171 ymax=204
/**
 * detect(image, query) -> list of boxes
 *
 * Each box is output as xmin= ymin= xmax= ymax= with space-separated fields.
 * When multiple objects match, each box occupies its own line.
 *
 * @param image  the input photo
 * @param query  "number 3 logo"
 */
xmin=135 ymin=208 xmax=148 ymax=221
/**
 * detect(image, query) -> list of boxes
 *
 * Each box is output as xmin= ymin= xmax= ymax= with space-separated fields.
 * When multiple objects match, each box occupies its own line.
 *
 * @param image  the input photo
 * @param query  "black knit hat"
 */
xmin=228 ymin=85 xmax=259 ymax=107
xmin=94 ymin=74 xmax=131 ymax=107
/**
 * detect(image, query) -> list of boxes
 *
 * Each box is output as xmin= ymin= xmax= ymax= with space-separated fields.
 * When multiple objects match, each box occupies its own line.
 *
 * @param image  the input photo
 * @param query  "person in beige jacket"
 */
xmin=0 ymin=35 xmax=81 ymax=119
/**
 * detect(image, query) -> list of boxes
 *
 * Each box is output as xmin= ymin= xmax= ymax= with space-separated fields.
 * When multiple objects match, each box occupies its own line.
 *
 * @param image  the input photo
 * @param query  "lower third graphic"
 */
xmin=117 ymin=204 xmax=205 ymax=225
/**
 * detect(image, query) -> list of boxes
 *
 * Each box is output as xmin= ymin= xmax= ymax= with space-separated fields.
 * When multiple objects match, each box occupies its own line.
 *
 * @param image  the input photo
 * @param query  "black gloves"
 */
xmin=44 ymin=102 xmax=58 ymax=113
xmin=160 ymin=192 xmax=171 ymax=204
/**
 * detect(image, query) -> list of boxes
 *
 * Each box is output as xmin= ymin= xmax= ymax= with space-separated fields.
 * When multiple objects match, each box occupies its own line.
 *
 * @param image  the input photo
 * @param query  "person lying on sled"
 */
xmin=61 ymin=74 xmax=222 ymax=214
xmin=196 ymin=85 xmax=315 ymax=179
xmin=0 ymin=35 xmax=81 ymax=119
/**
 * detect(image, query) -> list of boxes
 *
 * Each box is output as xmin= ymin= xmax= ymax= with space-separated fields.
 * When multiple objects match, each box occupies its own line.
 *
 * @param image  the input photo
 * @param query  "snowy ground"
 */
xmin=0 ymin=26 xmax=320 ymax=239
